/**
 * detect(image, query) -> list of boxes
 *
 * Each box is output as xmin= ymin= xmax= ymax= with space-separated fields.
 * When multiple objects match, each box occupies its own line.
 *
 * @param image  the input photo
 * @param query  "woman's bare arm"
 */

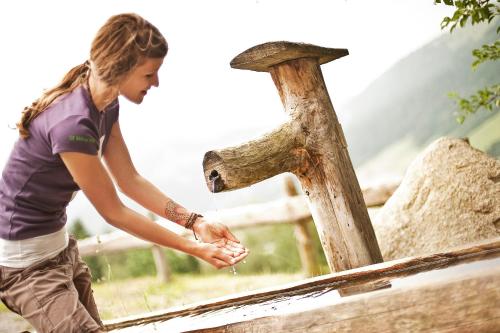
xmin=60 ymin=151 xmax=246 ymax=268
xmin=101 ymin=122 xmax=247 ymax=256
xmin=102 ymin=122 xmax=193 ymax=227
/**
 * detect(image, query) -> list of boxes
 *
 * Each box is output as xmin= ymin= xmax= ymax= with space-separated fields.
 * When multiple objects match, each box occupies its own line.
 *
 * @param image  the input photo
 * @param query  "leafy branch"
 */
xmin=435 ymin=0 xmax=499 ymax=122
xmin=450 ymin=84 xmax=500 ymax=123
xmin=472 ymin=39 xmax=500 ymax=68
xmin=436 ymin=0 xmax=499 ymax=32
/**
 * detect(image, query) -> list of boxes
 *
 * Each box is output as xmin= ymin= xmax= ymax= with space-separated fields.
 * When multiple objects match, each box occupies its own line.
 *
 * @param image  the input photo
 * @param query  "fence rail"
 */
xmin=78 ymin=179 xmax=399 ymax=280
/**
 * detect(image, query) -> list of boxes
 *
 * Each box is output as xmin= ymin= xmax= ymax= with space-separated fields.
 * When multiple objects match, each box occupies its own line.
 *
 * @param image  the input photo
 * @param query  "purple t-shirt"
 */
xmin=0 ymin=85 xmax=119 ymax=240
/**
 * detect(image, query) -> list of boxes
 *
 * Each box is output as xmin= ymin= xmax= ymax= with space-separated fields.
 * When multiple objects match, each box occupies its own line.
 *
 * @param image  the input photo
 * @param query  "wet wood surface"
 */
xmin=190 ymin=263 xmax=500 ymax=333
xmin=104 ymin=238 xmax=500 ymax=332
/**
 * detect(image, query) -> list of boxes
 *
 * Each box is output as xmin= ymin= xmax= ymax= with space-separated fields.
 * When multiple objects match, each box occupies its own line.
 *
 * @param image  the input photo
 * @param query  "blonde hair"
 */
xmin=17 ymin=13 xmax=168 ymax=138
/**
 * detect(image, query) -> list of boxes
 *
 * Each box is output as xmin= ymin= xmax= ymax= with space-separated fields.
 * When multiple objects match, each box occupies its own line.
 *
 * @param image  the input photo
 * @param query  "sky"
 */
xmin=0 ymin=0 xmax=455 ymax=234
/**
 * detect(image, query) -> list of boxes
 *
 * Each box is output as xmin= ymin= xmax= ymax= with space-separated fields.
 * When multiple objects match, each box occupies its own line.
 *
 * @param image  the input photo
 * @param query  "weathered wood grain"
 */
xmin=189 ymin=265 xmax=500 ymax=333
xmin=230 ymin=41 xmax=348 ymax=72
xmin=204 ymin=41 xmax=383 ymax=273
xmin=104 ymin=238 xmax=500 ymax=332
xmin=285 ymin=176 xmax=319 ymax=277
xmin=272 ymin=56 xmax=384 ymax=272
xmin=203 ymin=121 xmax=301 ymax=192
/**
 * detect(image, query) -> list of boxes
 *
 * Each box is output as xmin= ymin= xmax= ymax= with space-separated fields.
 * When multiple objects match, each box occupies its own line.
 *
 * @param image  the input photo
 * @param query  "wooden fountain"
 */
xmin=103 ymin=42 xmax=500 ymax=333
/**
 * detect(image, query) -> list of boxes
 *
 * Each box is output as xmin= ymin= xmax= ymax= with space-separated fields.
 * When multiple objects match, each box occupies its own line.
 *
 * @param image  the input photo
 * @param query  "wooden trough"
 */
xmin=104 ymin=238 xmax=500 ymax=332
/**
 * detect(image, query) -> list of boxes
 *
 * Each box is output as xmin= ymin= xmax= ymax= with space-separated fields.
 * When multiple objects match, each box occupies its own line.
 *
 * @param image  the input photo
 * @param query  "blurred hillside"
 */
xmin=69 ymin=22 xmax=499 ymax=235
xmin=342 ymin=22 xmax=499 ymax=182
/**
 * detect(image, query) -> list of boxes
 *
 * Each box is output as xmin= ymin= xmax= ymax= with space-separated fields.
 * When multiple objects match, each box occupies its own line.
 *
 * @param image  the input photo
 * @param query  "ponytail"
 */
xmin=17 ymin=61 xmax=90 ymax=138
xmin=17 ymin=13 xmax=168 ymax=139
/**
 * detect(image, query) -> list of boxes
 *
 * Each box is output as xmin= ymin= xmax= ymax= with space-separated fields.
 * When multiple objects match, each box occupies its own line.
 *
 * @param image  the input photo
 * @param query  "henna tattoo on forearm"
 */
xmin=164 ymin=199 xmax=190 ymax=226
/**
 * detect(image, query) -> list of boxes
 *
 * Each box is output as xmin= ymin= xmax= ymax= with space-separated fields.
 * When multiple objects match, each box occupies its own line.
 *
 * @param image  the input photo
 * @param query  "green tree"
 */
xmin=435 ymin=0 xmax=499 ymax=123
xmin=69 ymin=218 xmax=105 ymax=281
xmin=69 ymin=218 xmax=89 ymax=239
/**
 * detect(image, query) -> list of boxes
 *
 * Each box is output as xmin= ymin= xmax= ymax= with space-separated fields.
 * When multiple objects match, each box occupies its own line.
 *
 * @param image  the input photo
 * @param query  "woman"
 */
xmin=0 ymin=13 xmax=248 ymax=332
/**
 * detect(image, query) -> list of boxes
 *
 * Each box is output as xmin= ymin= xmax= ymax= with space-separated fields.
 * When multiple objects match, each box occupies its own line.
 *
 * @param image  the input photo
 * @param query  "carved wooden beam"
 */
xmin=203 ymin=41 xmax=383 ymax=273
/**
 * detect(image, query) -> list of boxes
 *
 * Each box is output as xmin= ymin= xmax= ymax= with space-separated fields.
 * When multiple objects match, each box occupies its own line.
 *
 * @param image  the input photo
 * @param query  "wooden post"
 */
xmin=203 ymin=42 xmax=383 ymax=273
xmin=148 ymin=212 xmax=171 ymax=283
xmin=284 ymin=176 xmax=319 ymax=277
xmin=151 ymin=245 xmax=171 ymax=283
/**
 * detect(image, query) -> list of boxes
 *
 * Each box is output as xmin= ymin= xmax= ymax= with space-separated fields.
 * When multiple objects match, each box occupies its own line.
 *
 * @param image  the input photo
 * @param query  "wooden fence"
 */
xmin=78 ymin=178 xmax=399 ymax=282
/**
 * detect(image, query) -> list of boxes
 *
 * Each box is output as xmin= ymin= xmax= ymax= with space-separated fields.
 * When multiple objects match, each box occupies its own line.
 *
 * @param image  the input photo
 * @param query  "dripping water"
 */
xmin=209 ymin=170 xmax=240 ymax=275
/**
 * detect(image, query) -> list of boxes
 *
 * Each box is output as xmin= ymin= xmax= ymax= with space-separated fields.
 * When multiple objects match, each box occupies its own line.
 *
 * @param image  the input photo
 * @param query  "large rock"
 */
xmin=373 ymin=137 xmax=500 ymax=261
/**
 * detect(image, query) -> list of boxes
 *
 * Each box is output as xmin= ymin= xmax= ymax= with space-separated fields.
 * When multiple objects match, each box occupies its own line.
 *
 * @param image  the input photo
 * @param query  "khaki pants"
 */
xmin=0 ymin=236 xmax=103 ymax=333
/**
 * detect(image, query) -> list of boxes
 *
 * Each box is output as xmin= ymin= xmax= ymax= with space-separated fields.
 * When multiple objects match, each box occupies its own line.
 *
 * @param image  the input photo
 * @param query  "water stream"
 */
xmin=209 ymin=170 xmax=238 ymax=275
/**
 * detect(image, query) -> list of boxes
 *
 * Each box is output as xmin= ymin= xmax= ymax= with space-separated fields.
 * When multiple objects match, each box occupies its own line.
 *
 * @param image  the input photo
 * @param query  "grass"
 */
xmin=93 ymin=272 xmax=302 ymax=320
xmin=0 ymin=272 xmax=303 ymax=330
xmin=467 ymin=111 xmax=500 ymax=153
